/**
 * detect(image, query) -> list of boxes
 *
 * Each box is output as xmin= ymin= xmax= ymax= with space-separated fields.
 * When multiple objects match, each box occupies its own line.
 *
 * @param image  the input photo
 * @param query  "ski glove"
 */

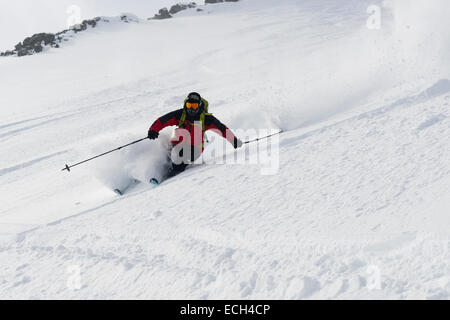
xmin=233 ymin=137 xmax=243 ymax=149
xmin=148 ymin=129 xmax=159 ymax=140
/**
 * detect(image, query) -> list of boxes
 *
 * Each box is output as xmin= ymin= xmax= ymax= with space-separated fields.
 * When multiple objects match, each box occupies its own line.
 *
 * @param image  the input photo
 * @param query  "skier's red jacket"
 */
xmin=149 ymin=109 xmax=238 ymax=150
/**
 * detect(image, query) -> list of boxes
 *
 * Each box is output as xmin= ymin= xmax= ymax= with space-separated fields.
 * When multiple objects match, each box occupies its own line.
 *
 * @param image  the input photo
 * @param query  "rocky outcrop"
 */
xmin=149 ymin=0 xmax=239 ymax=21
xmin=0 ymin=15 xmax=136 ymax=57
xmin=149 ymin=8 xmax=173 ymax=20
xmin=149 ymin=2 xmax=198 ymax=20
xmin=13 ymin=33 xmax=57 ymax=57
xmin=120 ymin=14 xmax=139 ymax=23
xmin=0 ymin=51 xmax=14 ymax=57
xmin=169 ymin=2 xmax=197 ymax=15
xmin=1 ymin=0 xmax=240 ymax=57
xmin=205 ymin=0 xmax=239 ymax=3
xmin=68 ymin=17 xmax=101 ymax=33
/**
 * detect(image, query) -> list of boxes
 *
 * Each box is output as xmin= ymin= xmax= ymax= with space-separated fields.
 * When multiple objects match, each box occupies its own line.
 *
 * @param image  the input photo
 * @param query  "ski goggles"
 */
xmin=186 ymin=102 xmax=200 ymax=110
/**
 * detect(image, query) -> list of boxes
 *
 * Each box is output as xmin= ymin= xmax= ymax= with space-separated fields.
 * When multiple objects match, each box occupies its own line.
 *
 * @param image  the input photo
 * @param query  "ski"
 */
xmin=149 ymin=178 xmax=160 ymax=185
xmin=114 ymin=164 xmax=190 ymax=195
xmin=114 ymin=189 xmax=124 ymax=196
xmin=113 ymin=178 xmax=141 ymax=196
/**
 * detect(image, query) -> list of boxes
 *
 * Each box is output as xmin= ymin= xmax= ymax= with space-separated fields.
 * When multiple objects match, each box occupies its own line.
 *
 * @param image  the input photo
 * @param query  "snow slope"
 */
xmin=0 ymin=0 xmax=449 ymax=299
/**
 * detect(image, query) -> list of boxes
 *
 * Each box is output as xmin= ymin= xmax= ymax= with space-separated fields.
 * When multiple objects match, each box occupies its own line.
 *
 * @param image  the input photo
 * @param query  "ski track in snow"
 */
xmin=0 ymin=151 xmax=68 ymax=177
xmin=0 ymin=0 xmax=449 ymax=299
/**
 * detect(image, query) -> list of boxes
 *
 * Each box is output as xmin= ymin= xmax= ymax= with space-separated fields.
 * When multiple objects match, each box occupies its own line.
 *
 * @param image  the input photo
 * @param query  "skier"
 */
xmin=147 ymin=92 xmax=243 ymax=182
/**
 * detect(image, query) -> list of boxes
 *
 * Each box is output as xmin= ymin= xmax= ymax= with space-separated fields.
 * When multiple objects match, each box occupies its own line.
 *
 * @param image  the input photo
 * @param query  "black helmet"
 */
xmin=184 ymin=92 xmax=203 ymax=117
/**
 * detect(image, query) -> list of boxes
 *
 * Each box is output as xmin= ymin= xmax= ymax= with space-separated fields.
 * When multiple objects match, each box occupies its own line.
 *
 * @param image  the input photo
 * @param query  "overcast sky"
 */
xmin=0 ymin=0 xmax=185 ymax=50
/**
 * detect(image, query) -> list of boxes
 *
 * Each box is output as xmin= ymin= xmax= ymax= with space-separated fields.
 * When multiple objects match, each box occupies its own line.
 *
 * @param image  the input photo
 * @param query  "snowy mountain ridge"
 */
xmin=0 ymin=14 xmax=142 ymax=57
xmin=0 ymin=1 xmax=225 ymax=57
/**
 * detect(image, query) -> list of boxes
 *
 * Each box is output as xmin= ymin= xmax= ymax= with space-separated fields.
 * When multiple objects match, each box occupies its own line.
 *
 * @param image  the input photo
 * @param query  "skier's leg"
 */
xmin=166 ymin=143 xmax=190 ymax=178
xmin=167 ymin=162 xmax=189 ymax=178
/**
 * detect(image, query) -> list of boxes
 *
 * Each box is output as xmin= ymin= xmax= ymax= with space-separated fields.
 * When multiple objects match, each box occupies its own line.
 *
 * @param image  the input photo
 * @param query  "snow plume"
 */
xmin=270 ymin=0 xmax=450 ymax=131
xmin=383 ymin=0 xmax=450 ymax=79
xmin=89 ymin=132 xmax=171 ymax=190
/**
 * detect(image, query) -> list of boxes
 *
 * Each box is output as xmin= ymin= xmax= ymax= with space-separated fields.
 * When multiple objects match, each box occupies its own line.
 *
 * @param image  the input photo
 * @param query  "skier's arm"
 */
xmin=205 ymin=115 xmax=242 ymax=148
xmin=149 ymin=109 xmax=183 ymax=133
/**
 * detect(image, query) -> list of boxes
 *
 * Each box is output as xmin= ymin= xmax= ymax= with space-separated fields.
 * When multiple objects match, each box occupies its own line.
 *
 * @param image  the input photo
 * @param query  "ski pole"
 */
xmin=244 ymin=130 xmax=283 ymax=144
xmin=62 ymin=137 xmax=148 ymax=172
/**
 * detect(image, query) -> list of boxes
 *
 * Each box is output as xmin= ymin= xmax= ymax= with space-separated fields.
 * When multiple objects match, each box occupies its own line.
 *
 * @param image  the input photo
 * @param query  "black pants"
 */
xmin=167 ymin=162 xmax=189 ymax=178
xmin=167 ymin=144 xmax=201 ymax=178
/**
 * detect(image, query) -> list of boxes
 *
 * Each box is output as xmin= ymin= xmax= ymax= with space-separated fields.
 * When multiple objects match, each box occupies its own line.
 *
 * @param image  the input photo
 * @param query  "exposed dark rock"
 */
xmin=1 ymin=0 xmax=240 ymax=57
xmin=0 ymin=50 xmax=14 ymax=57
xmin=8 ymin=33 xmax=56 ymax=57
xmin=24 ymin=33 xmax=56 ymax=47
xmin=34 ymin=44 xmax=43 ymax=53
xmin=150 ymin=2 xmax=199 ymax=20
xmin=149 ymin=8 xmax=172 ymax=20
xmin=169 ymin=2 xmax=196 ymax=15
xmin=71 ymin=18 xmax=98 ymax=33
xmin=120 ymin=14 xmax=139 ymax=23
xmin=205 ymin=0 xmax=239 ymax=3
xmin=17 ymin=49 xmax=30 ymax=57
xmin=1 ymin=17 xmax=104 ymax=57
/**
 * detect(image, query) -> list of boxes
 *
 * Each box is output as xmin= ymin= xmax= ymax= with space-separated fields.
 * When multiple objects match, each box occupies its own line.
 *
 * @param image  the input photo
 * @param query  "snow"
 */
xmin=0 ymin=0 xmax=449 ymax=299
